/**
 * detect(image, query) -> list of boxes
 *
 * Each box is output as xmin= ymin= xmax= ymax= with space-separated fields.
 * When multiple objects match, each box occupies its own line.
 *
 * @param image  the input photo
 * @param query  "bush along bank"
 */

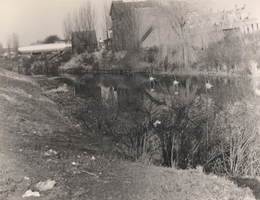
xmin=99 ymin=31 xmax=260 ymax=76
xmin=32 ymin=74 xmax=260 ymax=199
xmin=0 ymin=67 xmax=258 ymax=199
xmin=0 ymin=50 xmax=73 ymax=75
xmin=59 ymin=31 xmax=260 ymax=76
xmin=35 ymin=72 xmax=260 ymax=178
xmin=68 ymin=31 xmax=260 ymax=76
xmin=3 ymin=31 xmax=260 ymax=77
xmin=58 ymin=47 xmax=161 ymax=74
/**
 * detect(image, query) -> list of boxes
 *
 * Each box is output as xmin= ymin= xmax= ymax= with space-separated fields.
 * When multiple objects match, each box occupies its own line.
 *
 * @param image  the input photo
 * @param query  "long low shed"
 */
xmin=18 ymin=42 xmax=72 ymax=54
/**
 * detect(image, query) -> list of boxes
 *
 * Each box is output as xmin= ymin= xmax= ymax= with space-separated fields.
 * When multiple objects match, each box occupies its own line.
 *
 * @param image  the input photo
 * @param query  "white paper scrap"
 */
xmin=22 ymin=190 xmax=40 ymax=198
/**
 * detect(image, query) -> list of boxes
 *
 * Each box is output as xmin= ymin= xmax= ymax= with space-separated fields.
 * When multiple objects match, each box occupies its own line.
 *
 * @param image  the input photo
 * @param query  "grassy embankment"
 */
xmin=0 ymin=64 xmax=258 ymax=199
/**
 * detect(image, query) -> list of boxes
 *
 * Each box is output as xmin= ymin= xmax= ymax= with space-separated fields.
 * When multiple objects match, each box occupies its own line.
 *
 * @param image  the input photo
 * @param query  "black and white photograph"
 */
xmin=1 ymin=0 xmax=260 ymax=199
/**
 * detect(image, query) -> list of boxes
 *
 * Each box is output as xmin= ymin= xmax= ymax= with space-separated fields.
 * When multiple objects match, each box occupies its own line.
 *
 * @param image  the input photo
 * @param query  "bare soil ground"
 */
xmin=0 ymin=67 xmax=257 ymax=200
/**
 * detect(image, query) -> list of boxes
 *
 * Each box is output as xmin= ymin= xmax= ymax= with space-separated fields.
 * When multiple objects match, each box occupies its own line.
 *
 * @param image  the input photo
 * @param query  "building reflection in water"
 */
xmin=62 ymin=74 xmax=258 ymax=117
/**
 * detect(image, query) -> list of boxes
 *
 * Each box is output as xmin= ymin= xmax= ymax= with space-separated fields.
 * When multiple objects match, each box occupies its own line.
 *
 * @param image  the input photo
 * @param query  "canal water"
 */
xmin=57 ymin=73 xmax=260 ymax=110
xmin=55 ymin=73 xmax=260 ymax=168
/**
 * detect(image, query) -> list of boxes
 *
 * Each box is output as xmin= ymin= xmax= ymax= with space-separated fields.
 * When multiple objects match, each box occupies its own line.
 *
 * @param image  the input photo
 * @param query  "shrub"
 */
xmin=211 ymin=101 xmax=260 ymax=176
xmin=100 ymin=50 xmax=115 ymax=69
xmin=99 ymin=47 xmax=159 ymax=72
xmin=0 ymin=58 xmax=15 ymax=71
xmin=31 ymin=61 xmax=45 ymax=74
xmin=241 ymin=32 xmax=260 ymax=66
xmin=198 ymin=31 xmax=260 ymax=74
xmin=20 ymin=56 xmax=34 ymax=74
xmin=61 ymin=52 xmax=100 ymax=71
xmin=198 ymin=31 xmax=242 ymax=72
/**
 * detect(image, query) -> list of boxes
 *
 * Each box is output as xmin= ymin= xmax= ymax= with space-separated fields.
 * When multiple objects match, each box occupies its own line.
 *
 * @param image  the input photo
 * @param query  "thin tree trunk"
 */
xmin=171 ymin=134 xmax=175 ymax=167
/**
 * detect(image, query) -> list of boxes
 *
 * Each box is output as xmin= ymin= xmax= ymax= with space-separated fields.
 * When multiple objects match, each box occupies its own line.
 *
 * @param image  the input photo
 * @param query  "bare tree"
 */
xmin=62 ymin=0 xmax=97 ymax=52
xmin=0 ymin=42 xmax=3 ymax=54
xmin=62 ymin=0 xmax=97 ymax=34
xmin=102 ymin=0 xmax=112 ymax=39
xmin=73 ymin=0 xmax=96 ymax=32
xmin=62 ymin=13 xmax=73 ymax=41
xmin=6 ymin=35 xmax=12 ymax=59
xmin=30 ymin=39 xmax=43 ymax=45
xmin=43 ymin=35 xmax=60 ymax=44
xmin=155 ymin=0 xmax=223 ymax=70
xmin=12 ymin=33 xmax=19 ymax=58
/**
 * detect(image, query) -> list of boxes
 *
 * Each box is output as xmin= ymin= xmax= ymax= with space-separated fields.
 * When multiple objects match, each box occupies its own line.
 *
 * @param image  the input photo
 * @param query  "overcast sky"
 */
xmin=0 ymin=0 xmax=260 ymax=48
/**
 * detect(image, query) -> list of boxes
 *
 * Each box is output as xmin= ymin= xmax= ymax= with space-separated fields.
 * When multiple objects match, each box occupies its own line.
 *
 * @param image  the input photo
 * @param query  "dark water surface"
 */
xmin=57 ymin=73 xmax=260 ymax=110
xmin=54 ymin=73 xmax=260 ymax=170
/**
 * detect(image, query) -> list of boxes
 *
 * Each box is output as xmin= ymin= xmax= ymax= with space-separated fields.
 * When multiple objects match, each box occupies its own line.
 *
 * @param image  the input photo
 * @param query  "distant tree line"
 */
xmin=30 ymin=35 xmax=61 ymax=45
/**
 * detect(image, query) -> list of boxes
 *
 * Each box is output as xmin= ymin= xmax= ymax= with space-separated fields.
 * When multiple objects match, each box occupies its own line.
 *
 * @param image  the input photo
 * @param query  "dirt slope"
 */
xmin=0 ymin=68 xmax=256 ymax=200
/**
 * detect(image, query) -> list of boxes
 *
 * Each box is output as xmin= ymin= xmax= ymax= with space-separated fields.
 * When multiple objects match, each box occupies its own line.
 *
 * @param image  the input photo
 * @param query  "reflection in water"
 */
xmin=204 ymin=71 xmax=213 ymax=90
xmin=206 ymin=82 xmax=213 ymax=89
xmin=61 ymin=74 xmax=257 ymax=112
xmin=99 ymin=84 xmax=118 ymax=106
xmin=58 ymin=74 xmax=259 ymax=168
xmin=68 ymin=85 xmax=76 ymax=96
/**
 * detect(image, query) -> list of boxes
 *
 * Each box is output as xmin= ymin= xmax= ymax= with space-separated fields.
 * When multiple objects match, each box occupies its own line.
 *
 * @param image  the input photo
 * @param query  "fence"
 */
xmin=58 ymin=68 xmax=157 ymax=76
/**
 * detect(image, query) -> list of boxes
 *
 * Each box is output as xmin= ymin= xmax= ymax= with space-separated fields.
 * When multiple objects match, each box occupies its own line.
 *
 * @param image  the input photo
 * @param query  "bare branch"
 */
xmin=6 ymin=35 xmax=12 ymax=59
xmin=12 ymin=33 xmax=19 ymax=58
xmin=102 ymin=0 xmax=112 ymax=39
xmin=62 ymin=0 xmax=97 ymax=53
xmin=155 ymin=0 xmax=223 ymax=69
xmin=0 ymin=42 xmax=3 ymax=54
xmin=62 ymin=13 xmax=73 ymax=41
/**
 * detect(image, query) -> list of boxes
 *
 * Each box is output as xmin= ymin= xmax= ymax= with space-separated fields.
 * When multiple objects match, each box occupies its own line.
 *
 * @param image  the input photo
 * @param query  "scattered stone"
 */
xmin=35 ymin=179 xmax=56 ymax=191
xmin=22 ymin=189 xmax=40 ymax=198
xmin=44 ymin=149 xmax=58 ymax=156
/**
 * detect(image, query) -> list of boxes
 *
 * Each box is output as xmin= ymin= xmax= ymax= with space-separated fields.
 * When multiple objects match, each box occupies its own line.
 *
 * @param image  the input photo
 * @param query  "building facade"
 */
xmin=110 ymin=1 xmax=260 ymax=52
xmin=208 ymin=5 xmax=260 ymax=34
xmin=110 ymin=0 xmax=158 ymax=52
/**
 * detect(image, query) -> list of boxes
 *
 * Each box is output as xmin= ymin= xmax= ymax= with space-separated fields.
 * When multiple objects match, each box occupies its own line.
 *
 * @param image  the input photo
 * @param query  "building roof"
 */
xmin=110 ymin=1 xmax=156 ymax=16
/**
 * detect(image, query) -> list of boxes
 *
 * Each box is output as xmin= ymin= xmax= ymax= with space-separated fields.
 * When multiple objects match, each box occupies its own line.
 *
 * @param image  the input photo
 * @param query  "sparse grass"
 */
xmin=0 ymin=68 xmax=257 ymax=199
xmin=60 ymin=52 xmax=99 ymax=71
xmin=139 ymin=167 xmax=255 ymax=200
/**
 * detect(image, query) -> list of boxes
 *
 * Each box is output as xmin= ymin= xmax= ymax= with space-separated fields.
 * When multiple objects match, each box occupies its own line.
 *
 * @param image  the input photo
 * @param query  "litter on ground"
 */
xmin=35 ymin=179 xmax=56 ymax=191
xmin=22 ymin=190 xmax=40 ymax=198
